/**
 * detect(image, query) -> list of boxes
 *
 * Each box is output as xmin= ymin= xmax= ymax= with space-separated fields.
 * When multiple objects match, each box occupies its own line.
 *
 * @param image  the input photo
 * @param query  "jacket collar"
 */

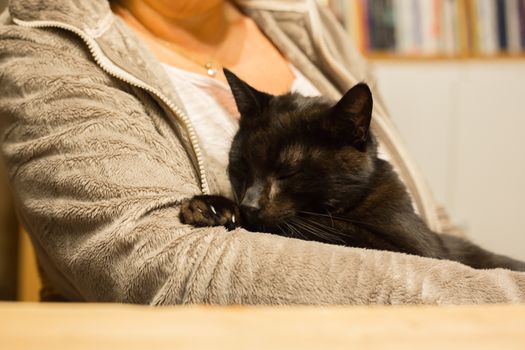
xmin=8 ymin=0 xmax=113 ymax=33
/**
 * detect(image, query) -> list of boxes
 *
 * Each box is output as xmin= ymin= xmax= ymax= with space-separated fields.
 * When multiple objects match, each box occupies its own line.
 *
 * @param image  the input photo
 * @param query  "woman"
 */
xmin=0 ymin=0 xmax=523 ymax=304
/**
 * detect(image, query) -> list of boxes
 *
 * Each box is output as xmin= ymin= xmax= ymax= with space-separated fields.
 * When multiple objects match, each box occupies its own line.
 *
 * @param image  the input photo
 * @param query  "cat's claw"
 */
xmin=180 ymin=195 xmax=240 ymax=230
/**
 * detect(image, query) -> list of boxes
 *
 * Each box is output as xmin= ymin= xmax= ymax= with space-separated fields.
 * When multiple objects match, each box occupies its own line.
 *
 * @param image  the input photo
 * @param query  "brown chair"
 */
xmin=17 ymin=226 xmax=42 ymax=301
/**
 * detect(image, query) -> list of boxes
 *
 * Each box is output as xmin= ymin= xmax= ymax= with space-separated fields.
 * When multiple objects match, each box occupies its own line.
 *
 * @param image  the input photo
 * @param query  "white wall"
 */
xmin=373 ymin=60 xmax=525 ymax=261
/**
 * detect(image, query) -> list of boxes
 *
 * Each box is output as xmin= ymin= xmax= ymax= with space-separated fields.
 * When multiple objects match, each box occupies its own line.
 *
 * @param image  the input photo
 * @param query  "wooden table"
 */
xmin=1 ymin=303 xmax=524 ymax=349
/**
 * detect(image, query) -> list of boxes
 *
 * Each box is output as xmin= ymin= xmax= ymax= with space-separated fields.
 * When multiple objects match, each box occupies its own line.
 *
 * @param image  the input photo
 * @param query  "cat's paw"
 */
xmin=179 ymin=195 xmax=240 ymax=230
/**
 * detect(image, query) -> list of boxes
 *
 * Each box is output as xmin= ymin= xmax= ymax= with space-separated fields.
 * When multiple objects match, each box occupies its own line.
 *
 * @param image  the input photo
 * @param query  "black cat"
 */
xmin=180 ymin=68 xmax=525 ymax=271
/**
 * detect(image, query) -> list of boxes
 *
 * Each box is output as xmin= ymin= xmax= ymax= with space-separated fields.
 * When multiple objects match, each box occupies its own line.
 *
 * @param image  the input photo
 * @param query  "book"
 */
xmin=506 ymin=0 xmax=522 ymax=53
xmin=442 ymin=0 xmax=459 ymax=55
xmin=394 ymin=0 xmax=416 ymax=54
xmin=460 ymin=0 xmax=475 ymax=55
xmin=412 ymin=0 xmax=423 ymax=52
xmin=373 ymin=0 xmax=396 ymax=51
xmin=519 ymin=0 xmax=525 ymax=49
xmin=421 ymin=0 xmax=443 ymax=55
xmin=496 ymin=0 xmax=508 ymax=50
xmin=368 ymin=0 xmax=396 ymax=51
xmin=480 ymin=0 xmax=498 ymax=55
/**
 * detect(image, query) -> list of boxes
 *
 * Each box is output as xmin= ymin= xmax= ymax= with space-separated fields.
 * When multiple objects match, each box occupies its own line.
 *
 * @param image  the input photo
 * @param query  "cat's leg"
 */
xmin=179 ymin=195 xmax=241 ymax=231
xmin=438 ymin=233 xmax=525 ymax=272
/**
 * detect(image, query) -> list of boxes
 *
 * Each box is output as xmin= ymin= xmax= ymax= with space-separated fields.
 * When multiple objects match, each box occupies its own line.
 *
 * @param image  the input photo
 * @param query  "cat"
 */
xmin=180 ymin=68 xmax=525 ymax=272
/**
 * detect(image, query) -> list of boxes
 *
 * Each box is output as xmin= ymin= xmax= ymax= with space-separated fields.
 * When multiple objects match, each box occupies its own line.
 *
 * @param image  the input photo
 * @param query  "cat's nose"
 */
xmin=241 ymin=183 xmax=262 ymax=210
xmin=241 ymin=197 xmax=260 ymax=210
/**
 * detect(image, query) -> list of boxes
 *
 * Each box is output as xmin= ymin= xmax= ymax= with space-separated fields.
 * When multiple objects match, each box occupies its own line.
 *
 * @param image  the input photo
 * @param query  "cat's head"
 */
xmin=224 ymin=69 xmax=377 ymax=232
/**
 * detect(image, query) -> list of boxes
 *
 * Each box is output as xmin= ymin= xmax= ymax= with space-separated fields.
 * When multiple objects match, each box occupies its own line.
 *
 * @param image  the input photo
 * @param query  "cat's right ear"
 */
xmin=223 ymin=68 xmax=272 ymax=118
xmin=330 ymin=83 xmax=373 ymax=151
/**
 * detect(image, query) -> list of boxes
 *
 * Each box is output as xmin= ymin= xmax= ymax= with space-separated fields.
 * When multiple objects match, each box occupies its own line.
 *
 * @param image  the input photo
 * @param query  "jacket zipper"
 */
xmin=12 ymin=17 xmax=211 ymax=195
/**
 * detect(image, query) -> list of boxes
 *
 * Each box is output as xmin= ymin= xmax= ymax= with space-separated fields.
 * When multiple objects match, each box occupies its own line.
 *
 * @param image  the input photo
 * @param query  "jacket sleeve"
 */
xmin=1 ymin=25 xmax=524 ymax=305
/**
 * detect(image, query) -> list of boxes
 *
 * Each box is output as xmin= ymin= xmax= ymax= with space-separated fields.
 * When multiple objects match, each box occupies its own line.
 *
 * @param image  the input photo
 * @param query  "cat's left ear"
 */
xmin=331 ymin=83 xmax=373 ymax=151
xmin=223 ymin=68 xmax=272 ymax=118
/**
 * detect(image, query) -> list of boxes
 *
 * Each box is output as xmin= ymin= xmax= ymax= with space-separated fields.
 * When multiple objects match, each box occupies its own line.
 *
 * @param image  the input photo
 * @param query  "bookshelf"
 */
xmin=367 ymin=52 xmax=525 ymax=62
xmin=322 ymin=0 xmax=525 ymax=61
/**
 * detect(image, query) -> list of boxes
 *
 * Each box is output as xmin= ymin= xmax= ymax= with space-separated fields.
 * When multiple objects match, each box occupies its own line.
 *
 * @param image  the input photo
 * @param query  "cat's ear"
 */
xmin=331 ymin=83 xmax=373 ymax=151
xmin=223 ymin=68 xmax=272 ymax=118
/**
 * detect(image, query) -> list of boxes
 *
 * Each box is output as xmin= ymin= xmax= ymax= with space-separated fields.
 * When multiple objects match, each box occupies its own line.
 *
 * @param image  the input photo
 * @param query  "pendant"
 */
xmin=205 ymin=62 xmax=217 ymax=77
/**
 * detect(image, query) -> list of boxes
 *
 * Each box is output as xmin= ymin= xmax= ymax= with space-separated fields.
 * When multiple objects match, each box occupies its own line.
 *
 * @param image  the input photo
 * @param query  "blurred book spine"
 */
xmin=322 ymin=0 xmax=525 ymax=58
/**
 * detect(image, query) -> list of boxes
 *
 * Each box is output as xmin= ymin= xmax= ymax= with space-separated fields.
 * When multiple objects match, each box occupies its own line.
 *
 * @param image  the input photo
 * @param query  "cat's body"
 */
xmin=180 ymin=69 xmax=525 ymax=272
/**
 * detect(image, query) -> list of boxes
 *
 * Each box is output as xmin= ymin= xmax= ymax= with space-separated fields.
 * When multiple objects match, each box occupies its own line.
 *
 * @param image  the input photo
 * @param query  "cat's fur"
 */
xmin=180 ymin=69 xmax=525 ymax=271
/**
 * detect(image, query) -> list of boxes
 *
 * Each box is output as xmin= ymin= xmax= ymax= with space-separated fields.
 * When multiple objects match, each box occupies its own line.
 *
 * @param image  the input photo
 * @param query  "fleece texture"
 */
xmin=1 ymin=0 xmax=524 ymax=304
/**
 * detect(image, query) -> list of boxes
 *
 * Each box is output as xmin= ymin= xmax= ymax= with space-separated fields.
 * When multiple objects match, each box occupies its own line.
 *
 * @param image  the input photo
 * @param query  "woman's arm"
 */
xmin=1 ymin=25 xmax=524 ymax=305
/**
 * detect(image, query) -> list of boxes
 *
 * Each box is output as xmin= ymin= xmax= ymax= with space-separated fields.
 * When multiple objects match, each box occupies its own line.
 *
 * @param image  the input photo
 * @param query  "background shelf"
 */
xmin=323 ymin=0 xmax=525 ymax=61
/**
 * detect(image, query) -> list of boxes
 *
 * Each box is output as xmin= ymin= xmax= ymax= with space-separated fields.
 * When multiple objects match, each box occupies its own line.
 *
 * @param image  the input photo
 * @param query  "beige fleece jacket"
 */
xmin=0 ymin=0 xmax=524 ymax=304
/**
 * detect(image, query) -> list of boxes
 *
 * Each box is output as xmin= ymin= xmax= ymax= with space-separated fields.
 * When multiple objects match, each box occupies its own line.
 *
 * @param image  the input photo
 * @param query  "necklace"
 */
xmin=156 ymin=38 xmax=220 ymax=78
xmin=111 ymin=4 xmax=223 ymax=78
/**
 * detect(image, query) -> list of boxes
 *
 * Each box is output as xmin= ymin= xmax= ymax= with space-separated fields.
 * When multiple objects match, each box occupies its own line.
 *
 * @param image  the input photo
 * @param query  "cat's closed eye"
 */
xmin=275 ymin=166 xmax=300 ymax=180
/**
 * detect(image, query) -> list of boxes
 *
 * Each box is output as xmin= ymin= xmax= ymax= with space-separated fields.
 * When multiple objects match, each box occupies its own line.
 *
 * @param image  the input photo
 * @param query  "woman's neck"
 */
xmin=112 ymin=0 xmax=296 ymax=95
xmin=113 ymin=0 xmax=240 ymax=53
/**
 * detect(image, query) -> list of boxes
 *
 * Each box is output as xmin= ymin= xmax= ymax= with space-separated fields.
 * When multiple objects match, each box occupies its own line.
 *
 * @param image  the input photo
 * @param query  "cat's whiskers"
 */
xmin=288 ymin=217 xmax=319 ymax=239
xmin=289 ymin=216 xmax=345 ymax=244
xmin=302 ymin=217 xmax=341 ymax=234
xmin=281 ymin=222 xmax=293 ymax=237
xmin=299 ymin=217 xmax=347 ymax=244
xmin=285 ymin=221 xmax=307 ymax=240
xmin=298 ymin=210 xmax=379 ymax=230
